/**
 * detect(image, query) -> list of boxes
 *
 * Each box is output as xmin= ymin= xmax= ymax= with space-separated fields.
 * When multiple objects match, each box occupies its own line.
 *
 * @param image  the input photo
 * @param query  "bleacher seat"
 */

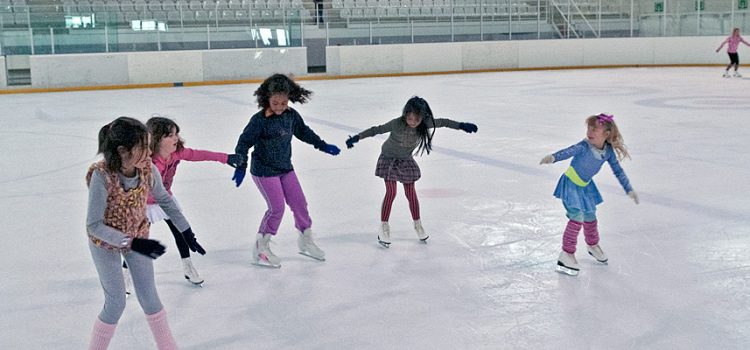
xmin=166 ymin=10 xmax=182 ymax=21
xmin=0 ymin=12 xmax=13 ymax=26
xmin=119 ymin=0 xmax=136 ymax=12
xmin=163 ymin=0 xmax=179 ymax=10
xmin=133 ymin=0 xmax=148 ymax=11
xmin=147 ymin=0 xmax=161 ymax=11
xmin=253 ymin=0 xmax=266 ymax=9
xmin=188 ymin=0 xmax=203 ymax=10
xmin=77 ymin=0 xmax=92 ymax=13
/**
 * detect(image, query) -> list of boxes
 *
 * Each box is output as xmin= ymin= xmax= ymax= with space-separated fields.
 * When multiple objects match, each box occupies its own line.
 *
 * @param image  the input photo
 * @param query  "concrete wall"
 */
xmin=29 ymin=47 xmax=307 ymax=88
xmin=0 ymin=57 xmax=6 ymax=88
xmin=326 ymin=36 xmax=727 ymax=76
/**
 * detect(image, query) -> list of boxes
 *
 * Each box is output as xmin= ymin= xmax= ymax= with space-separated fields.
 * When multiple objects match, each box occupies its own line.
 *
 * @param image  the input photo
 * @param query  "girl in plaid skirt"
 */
xmin=345 ymin=96 xmax=478 ymax=247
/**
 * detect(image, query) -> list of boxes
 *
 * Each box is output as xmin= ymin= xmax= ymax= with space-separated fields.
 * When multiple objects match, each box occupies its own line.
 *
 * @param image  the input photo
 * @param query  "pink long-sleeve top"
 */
xmin=146 ymin=147 xmax=228 ymax=204
xmin=717 ymin=35 xmax=750 ymax=53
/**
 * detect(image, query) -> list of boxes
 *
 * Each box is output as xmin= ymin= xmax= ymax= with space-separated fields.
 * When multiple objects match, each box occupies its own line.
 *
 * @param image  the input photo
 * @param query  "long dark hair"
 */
xmin=254 ymin=74 xmax=313 ymax=109
xmin=402 ymin=96 xmax=436 ymax=156
xmin=97 ymin=116 xmax=149 ymax=172
xmin=146 ymin=116 xmax=184 ymax=155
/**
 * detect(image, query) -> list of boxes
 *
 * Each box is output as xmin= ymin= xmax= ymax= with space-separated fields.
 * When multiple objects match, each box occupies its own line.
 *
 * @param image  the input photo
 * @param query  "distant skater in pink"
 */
xmin=716 ymin=27 xmax=750 ymax=78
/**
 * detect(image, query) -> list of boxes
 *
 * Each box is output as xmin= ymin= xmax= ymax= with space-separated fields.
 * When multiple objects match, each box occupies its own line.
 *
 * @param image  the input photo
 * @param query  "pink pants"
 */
xmin=252 ymin=171 xmax=312 ymax=235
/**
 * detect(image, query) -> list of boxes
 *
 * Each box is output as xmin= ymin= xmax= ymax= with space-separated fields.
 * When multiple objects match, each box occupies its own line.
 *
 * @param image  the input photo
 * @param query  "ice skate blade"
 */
xmin=587 ymin=253 xmax=608 ymax=264
xmin=419 ymin=236 xmax=429 ymax=243
xmin=252 ymin=259 xmax=281 ymax=269
xmin=184 ymin=276 xmax=205 ymax=286
xmin=587 ymin=251 xmax=608 ymax=264
xmin=378 ymin=240 xmax=391 ymax=248
xmin=556 ymin=263 xmax=579 ymax=276
xmin=299 ymin=251 xmax=326 ymax=261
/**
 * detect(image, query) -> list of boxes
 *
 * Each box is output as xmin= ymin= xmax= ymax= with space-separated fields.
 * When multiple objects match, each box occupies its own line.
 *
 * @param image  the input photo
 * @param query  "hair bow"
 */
xmin=596 ymin=113 xmax=614 ymax=124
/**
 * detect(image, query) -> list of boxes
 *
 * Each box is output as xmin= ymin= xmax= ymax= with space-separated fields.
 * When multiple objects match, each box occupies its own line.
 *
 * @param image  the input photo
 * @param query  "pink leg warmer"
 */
xmin=562 ymin=220 xmax=583 ymax=254
xmin=583 ymin=220 xmax=600 ymax=246
xmin=88 ymin=318 xmax=116 ymax=350
xmin=146 ymin=309 xmax=178 ymax=350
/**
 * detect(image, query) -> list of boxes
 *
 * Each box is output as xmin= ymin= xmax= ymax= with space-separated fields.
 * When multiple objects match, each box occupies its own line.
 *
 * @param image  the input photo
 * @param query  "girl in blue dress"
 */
xmin=540 ymin=114 xmax=639 ymax=276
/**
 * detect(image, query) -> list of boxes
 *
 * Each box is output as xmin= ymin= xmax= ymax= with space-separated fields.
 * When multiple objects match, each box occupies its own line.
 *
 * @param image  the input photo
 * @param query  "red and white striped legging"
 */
xmin=381 ymin=180 xmax=420 ymax=222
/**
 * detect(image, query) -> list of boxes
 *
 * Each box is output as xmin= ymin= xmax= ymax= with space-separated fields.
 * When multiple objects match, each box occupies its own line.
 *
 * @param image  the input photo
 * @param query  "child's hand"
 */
xmin=130 ymin=238 xmax=166 ymax=259
xmin=322 ymin=144 xmax=341 ymax=156
xmin=232 ymin=167 xmax=246 ymax=187
xmin=345 ymin=135 xmax=360 ymax=149
xmin=628 ymin=190 xmax=639 ymax=204
xmin=459 ymin=122 xmax=478 ymax=133
xmin=181 ymin=227 xmax=206 ymax=255
xmin=227 ymin=154 xmax=247 ymax=168
xmin=539 ymin=154 xmax=555 ymax=164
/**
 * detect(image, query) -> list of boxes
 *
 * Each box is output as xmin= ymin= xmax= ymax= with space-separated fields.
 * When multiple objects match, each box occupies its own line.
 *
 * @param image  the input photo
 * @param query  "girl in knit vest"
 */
xmin=231 ymin=73 xmax=341 ymax=268
xmin=121 ymin=116 xmax=246 ymax=288
xmin=86 ymin=117 xmax=193 ymax=349
xmin=716 ymin=28 xmax=750 ymax=78
xmin=344 ymin=96 xmax=478 ymax=248
xmin=539 ymin=114 xmax=639 ymax=276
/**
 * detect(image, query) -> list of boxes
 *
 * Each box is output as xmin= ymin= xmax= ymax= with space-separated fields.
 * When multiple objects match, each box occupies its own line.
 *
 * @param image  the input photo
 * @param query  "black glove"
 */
xmin=459 ymin=123 xmax=478 ymax=133
xmin=345 ymin=135 xmax=360 ymax=149
xmin=227 ymin=154 xmax=247 ymax=168
xmin=181 ymin=227 xmax=206 ymax=255
xmin=130 ymin=238 xmax=166 ymax=259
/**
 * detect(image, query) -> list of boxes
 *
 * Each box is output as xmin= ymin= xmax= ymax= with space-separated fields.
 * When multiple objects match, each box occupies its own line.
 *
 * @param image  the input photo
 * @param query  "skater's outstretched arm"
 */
xmin=716 ymin=37 xmax=729 ymax=52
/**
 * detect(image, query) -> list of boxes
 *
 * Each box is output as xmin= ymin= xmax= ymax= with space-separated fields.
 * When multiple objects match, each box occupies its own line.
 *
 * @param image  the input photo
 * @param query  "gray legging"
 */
xmin=89 ymin=241 xmax=164 ymax=324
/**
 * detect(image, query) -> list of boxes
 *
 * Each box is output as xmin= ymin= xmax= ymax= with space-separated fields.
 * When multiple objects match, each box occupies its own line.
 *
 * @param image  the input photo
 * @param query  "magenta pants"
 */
xmin=252 ymin=171 xmax=312 ymax=235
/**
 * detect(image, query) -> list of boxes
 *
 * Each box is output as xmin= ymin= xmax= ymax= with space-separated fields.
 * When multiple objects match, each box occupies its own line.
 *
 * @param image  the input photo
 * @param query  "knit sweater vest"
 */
xmin=86 ymin=161 xmax=152 ymax=251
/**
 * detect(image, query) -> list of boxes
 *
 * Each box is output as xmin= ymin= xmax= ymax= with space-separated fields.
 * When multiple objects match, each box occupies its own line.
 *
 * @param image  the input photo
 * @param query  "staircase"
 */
xmin=549 ymin=0 xmax=598 ymax=39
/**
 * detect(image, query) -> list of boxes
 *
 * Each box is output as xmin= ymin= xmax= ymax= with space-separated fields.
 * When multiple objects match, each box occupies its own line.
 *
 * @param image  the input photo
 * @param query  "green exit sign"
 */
xmin=655 ymin=2 xmax=664 ymax=12
xmin=740 ymin=0 xmax=748 ymax=10
xmin=695 ymin=0 xmax=704 ymax=10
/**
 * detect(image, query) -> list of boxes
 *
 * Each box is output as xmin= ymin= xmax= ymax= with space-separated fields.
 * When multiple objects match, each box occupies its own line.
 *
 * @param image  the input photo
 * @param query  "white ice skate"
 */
xmin=181 ymin=257 xmax=204 ymax=285
xmin=556 ymin=251 xmax=580 ymax=276
xmin=734 ymin=71 xmax=743 ymax=78
xmin=253 ymin=233 xmax=281 ymax=268
xmin=298 ymin=228 xmax=326 ymax=261
xmin=378 ymin=222 xmax=391 ymax=248
xmin=586 ymin=244 xmax=608 ymax=264
xmin=723 ymin=71 xmax=731 ymax=78
xmin=123 ymin=266 xmax=133 ymax=296
xmin=414 ymin=219 xmax=429 ymax=242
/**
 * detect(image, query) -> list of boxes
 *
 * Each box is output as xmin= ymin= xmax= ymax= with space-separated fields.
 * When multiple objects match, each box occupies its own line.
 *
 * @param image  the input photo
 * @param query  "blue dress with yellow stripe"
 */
xmin=552 ymin=140 xmax=633 ymax=213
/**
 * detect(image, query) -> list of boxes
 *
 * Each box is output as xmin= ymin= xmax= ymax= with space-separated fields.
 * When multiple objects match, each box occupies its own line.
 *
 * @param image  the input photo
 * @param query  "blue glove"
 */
xmin=345 ymin=135 xmax=360 ymax=149
xmin=232 ymin=167 xmax=246 ymax=187
xmin=459 ymin=122 xmax=478 ymax=133
xmin=322 ymin=144 xmax=340 ymax=156
xmin=227 ymin=154 xmax=247 ymax=168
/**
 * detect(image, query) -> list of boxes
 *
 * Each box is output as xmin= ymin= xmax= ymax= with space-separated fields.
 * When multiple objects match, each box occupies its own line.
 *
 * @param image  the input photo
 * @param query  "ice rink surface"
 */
xmin=1 ymin=67 xmax=748 ymax=349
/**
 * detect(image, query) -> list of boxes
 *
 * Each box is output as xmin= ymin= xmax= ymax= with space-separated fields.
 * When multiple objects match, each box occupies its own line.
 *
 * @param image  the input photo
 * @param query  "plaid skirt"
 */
xmin=375 ymin=155 xmax=421 ymax=183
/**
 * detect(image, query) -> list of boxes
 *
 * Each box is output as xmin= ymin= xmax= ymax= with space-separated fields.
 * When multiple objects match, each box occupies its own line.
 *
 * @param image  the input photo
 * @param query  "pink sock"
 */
xmin=146 ymin=309 xmax=178 ymax=350
xmin=562 ymin=220 xmax=582 ymax=254
xmin=583 ymin=220 xmax=599 ymax=246
xmin=88 ymin=318 xmax=116 ymax=350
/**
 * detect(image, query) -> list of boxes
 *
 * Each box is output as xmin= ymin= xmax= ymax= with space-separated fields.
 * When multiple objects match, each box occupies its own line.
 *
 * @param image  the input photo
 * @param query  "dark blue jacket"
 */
xmin=235 ymin=108 xmax=327 ymax=177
